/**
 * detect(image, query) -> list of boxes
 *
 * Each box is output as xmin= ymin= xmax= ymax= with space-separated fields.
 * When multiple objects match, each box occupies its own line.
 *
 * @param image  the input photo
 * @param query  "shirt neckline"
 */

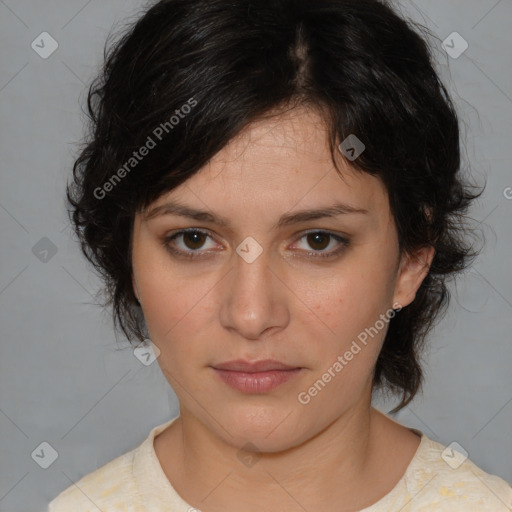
xmin=133 ymin=416 xmax=427 ymax=511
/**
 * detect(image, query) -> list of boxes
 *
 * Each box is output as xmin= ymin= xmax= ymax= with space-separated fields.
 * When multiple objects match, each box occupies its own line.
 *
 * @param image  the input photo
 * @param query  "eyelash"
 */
xmin=162 ymin=228 xmax=349 ymax=260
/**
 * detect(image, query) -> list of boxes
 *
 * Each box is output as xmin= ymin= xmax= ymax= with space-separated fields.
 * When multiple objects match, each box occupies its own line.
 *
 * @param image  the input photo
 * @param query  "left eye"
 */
xmin=293 ymin=231 xmax=348 ymax=256
xmin=163 ymin=229 xmax=348 ymax=259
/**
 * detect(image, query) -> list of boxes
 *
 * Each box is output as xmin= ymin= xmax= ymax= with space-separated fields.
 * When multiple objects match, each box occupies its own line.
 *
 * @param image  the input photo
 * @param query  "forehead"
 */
xmin=143 ymin=106 xmax=391 ymax=225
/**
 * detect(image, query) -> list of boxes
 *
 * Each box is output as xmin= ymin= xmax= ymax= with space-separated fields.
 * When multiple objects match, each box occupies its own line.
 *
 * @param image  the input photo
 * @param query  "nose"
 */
xmin=219 ymin=246 xmax=289 ymax=340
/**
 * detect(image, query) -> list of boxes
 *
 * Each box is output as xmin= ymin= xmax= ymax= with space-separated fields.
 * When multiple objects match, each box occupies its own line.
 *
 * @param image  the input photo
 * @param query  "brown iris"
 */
xmin=306 ymin=232 xmax=330 ymax=251
xmin=183 ymin=231 xmax=207 ymax=250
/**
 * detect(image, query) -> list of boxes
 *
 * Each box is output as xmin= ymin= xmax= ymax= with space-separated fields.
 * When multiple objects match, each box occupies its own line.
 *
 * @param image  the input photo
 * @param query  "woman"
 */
xmin=49 ymin=0 xmax=512 ymax=510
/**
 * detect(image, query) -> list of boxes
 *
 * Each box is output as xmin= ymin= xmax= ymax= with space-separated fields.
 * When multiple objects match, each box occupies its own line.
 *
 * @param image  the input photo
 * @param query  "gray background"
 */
xmin=0 ymin=0 xmax=511 ymax=510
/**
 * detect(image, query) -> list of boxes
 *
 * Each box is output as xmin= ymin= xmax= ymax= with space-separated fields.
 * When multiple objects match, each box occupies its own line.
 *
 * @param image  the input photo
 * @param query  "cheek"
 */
xmin=302 ymin=265 xmax=393 ymax=324
xmin=293 ymin=258 xmax=396 ymax=361
xmin=132 ymin=242 xmax=217 ymax=352
xmin=140 ymin=273 xmax=215 ymax=343
xmin=138 ymin=276 xmax=214 ymax=390
xmin=293 ymin=272 xmax=394 ymax=405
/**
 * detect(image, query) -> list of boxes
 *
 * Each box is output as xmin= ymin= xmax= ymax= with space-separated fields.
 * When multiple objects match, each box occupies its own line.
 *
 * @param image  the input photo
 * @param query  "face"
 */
xmin=131 ymin=106 xmax=431 ymax=451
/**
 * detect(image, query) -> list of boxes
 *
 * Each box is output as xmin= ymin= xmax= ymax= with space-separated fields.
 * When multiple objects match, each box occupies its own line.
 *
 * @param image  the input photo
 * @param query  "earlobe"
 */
xmin=393 ymin=246 xmax=435 ymax=308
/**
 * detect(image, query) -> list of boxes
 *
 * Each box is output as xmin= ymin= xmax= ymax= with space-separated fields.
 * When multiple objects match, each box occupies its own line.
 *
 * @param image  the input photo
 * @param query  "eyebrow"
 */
xmin=143 ymin=200 xmax=368 ymax=229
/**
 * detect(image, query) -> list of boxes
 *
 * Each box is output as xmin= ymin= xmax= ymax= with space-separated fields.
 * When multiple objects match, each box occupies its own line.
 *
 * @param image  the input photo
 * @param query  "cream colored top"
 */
xmin=48 ymin=416 xmax=512 ymax=511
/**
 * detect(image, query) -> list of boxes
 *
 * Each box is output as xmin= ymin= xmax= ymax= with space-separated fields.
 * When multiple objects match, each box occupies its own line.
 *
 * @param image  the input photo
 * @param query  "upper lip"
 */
xmin=212 ymin=359 xmax=300 ymax=372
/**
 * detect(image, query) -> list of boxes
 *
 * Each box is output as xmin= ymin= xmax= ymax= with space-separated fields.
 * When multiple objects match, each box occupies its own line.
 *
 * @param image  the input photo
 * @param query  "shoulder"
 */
xmin=47 ymin=417 xmax=178 ymax=511
xmin=403 ymin=435 xmax=512 ymax=511
xmin=48 ymin=449 xmax=139 ymax=511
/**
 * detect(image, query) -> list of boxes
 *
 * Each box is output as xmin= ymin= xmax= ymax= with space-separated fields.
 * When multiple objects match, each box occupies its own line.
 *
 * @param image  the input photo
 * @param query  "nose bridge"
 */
xmin=232 ymin=241 xmax=273 ymax=308
xmin=219 ymin=238 xmax=286 ymax=338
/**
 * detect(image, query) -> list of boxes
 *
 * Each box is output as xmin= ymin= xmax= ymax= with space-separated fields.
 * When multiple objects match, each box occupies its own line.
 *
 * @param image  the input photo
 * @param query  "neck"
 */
xmin=155 ymin=389 xmax=398 ymax=511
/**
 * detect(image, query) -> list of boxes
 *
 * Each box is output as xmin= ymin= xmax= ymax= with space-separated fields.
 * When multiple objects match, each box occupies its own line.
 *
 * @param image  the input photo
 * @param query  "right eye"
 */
xmin=162 ymin=229 xmax=220 ymax=259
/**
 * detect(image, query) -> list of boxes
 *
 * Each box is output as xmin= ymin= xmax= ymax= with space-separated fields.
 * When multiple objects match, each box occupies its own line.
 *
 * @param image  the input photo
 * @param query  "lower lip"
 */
xmin=212 ymin=368 xmax=303 ymax=393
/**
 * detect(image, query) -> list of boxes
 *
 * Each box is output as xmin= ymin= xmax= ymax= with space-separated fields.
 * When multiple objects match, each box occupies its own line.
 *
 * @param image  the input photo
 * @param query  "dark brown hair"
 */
xmin=66 ymin=0 xmax=482 ymax=413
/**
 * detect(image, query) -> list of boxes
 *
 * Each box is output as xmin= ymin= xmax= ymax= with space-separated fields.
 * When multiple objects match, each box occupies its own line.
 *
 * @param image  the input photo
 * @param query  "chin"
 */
xmin=213 ymin=407 xmax=304 ymax=450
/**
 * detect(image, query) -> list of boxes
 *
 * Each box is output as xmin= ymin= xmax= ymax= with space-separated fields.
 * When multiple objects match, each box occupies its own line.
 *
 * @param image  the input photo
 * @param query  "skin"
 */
xmin=131 ymin=105 xmax=435 ymax=512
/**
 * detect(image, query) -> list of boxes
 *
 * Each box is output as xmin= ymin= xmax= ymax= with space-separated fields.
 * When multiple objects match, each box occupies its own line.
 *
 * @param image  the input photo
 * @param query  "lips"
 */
xmin=211 ymin=359 xmax=300 ymax=372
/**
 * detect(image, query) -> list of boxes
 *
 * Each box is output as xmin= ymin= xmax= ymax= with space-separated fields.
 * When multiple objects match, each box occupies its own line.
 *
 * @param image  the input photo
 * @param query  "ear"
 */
xmin=392 ymin=245 xmax=435 ymax=308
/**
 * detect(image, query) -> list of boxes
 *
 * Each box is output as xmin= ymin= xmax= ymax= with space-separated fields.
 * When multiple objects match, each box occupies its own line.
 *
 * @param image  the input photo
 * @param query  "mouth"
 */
xmin=210 ymin=359 xmax=303 ymax=393
xmin=211 ymin=359 xmax=301 ymax=372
